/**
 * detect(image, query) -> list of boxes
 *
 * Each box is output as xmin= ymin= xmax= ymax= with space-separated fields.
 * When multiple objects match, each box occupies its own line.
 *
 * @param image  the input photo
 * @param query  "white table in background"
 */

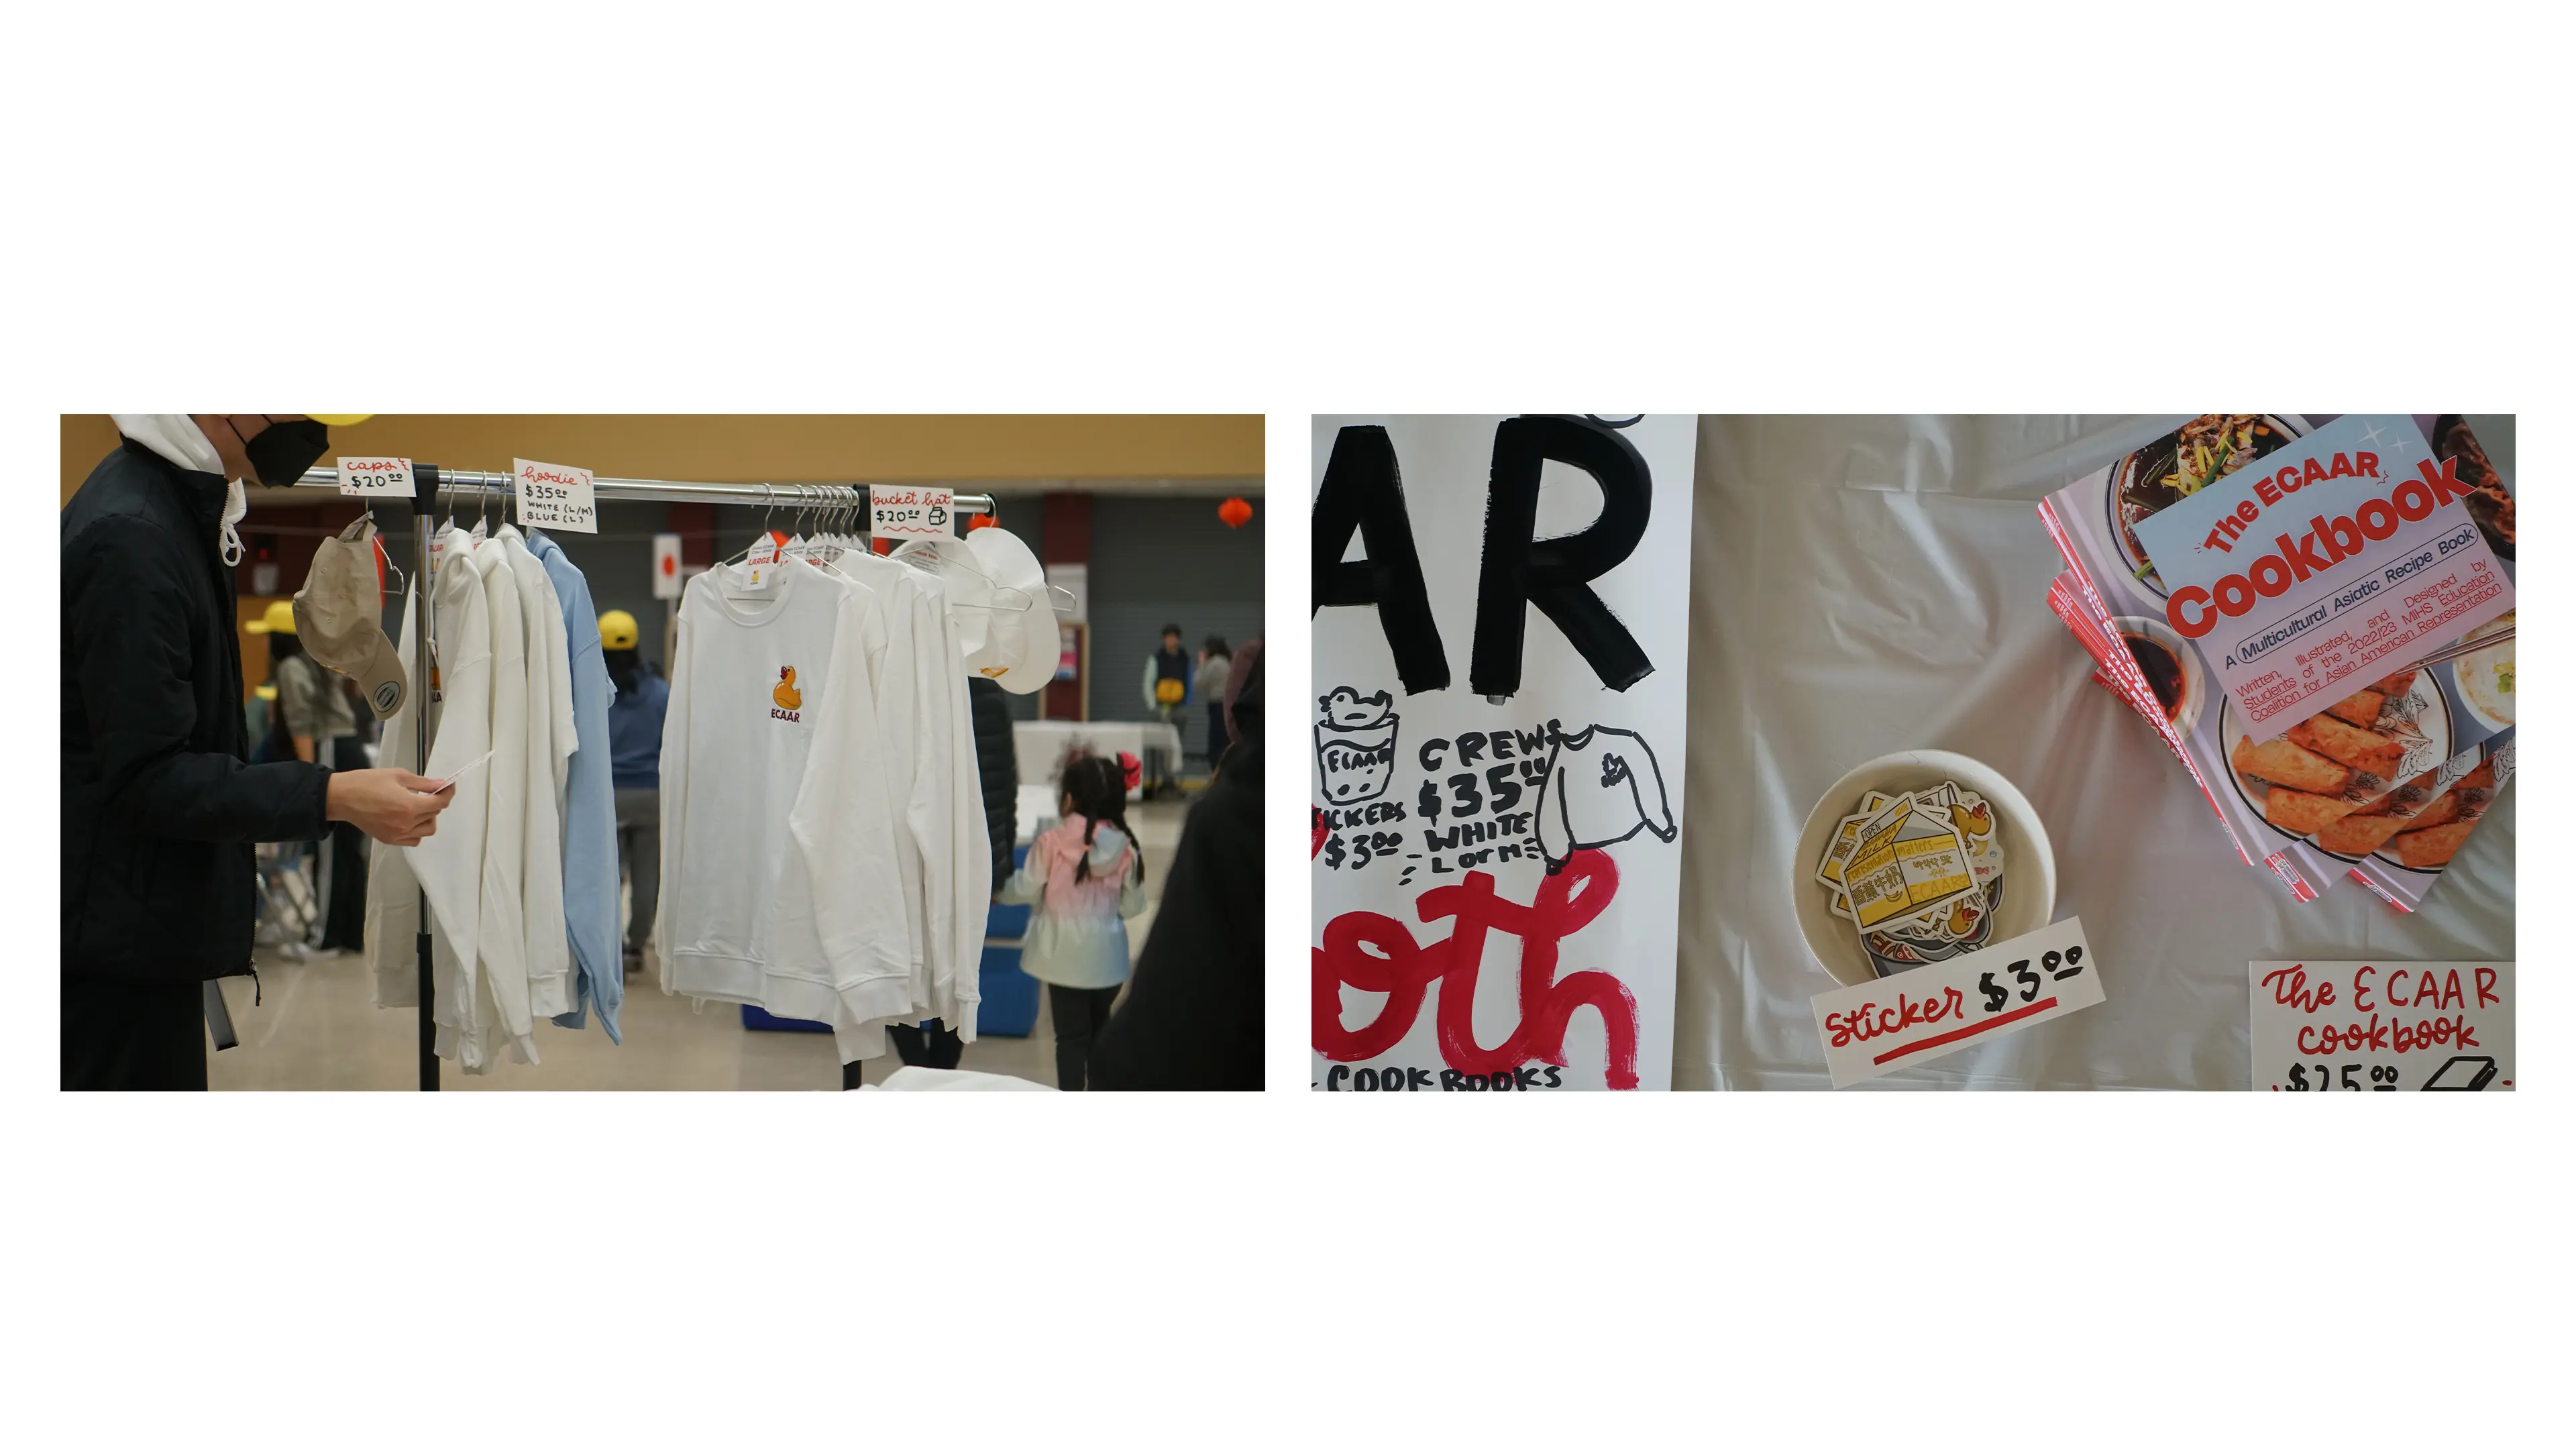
xmin=1012 ymin=720 xmax=1185 ymax=800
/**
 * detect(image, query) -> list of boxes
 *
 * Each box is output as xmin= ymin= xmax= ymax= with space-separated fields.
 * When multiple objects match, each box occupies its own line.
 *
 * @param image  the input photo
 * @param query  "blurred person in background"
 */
xmin=1140 ymin=622 xmax=1190 ymax=796
xmin=1089 ymin=637 xmax=1263 ymax=1089
xmin=1195 ymin=635 xmax=1231 ymax=771
xmin=247 ymin=600 xmax=367 ymax=957
xmin=599 ymin=610 xmax=668 ymax=975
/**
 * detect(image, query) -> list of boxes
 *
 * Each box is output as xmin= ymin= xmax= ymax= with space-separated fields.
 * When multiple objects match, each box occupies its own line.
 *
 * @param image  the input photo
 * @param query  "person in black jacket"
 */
xmin=64 ymin=416 xmax=452 ymax=1090
xmin=1088 ymin=639 xmax=1263 ymax=1090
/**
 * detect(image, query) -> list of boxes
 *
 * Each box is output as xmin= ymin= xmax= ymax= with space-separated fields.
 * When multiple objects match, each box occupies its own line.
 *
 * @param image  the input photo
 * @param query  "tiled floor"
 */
xmin=209 ymin=797 xmax=1192 ymax=1091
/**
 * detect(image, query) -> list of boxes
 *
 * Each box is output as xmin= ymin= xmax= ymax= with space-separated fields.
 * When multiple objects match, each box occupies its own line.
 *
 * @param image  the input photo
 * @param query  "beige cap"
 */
xmin=292 ymin=517 xmax=407 ymax=719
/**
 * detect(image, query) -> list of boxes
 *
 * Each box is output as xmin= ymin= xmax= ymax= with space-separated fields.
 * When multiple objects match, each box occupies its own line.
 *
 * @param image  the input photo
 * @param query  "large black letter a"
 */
xmin=1311 ymin=425 xmax=1450 ymax=695
xmin=1470 ymin=415 xmax=1654 ymax=698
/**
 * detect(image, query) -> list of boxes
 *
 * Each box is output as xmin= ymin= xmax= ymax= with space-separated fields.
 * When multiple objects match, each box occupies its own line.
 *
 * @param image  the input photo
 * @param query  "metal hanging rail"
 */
xmin=289 ymin=463 xmax=998 ymax=1090
xmin=292 ymin=466 xmax=996 ymax=517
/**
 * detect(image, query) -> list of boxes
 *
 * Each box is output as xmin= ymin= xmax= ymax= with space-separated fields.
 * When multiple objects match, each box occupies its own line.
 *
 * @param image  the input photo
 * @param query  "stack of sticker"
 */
xmin=1812 ymin=783 xmax=2007 ymax=977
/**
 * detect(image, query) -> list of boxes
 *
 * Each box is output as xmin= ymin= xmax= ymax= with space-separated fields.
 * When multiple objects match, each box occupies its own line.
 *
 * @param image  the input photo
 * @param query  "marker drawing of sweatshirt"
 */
xmin=1532 ymin=724 xmax=1676 ymax=872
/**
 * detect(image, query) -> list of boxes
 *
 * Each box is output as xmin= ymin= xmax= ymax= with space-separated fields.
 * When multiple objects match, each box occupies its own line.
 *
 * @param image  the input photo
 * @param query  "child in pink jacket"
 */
xmin=999 ymin=755 xmax=1146 ymax=1089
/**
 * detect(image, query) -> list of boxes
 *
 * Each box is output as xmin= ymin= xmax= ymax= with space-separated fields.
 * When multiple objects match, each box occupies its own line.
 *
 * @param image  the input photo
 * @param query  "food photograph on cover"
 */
xmin=1311 ymin=415 xmax=2512 ymax=1091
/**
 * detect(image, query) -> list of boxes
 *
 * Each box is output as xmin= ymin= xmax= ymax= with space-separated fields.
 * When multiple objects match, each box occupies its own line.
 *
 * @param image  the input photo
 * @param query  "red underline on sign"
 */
xmin=1872 ymin=998 xmax=2059 ymax=1065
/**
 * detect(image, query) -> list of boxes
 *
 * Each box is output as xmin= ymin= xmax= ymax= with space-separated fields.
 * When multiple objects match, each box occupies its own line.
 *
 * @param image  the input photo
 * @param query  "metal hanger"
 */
xmin=719 ymin=484 xmax=783 ymax=566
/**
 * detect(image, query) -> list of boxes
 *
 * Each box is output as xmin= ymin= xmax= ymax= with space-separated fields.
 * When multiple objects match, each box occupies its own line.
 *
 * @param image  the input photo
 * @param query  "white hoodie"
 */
xmin=453 ymin=537 xmax=536 ymax=1070
xmin=656 ymin=559 xmax=915 ymax=1057
xmin=496 ymin=527 xmax=576 ymax=1020
xmin=364 ymin=538 xmax=498 ymax=1070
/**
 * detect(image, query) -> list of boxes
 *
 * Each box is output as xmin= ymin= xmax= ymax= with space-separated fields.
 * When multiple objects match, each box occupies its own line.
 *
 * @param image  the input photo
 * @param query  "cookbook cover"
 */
xmin=2039 ymin=415 xmax=2516 ymax=906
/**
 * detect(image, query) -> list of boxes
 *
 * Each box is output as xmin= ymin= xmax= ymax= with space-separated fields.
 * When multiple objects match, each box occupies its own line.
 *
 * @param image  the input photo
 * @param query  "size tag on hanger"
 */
xmin=336 ymin=456 xmax=415 ymax=498
xmin=871 ymin=486 xmax=955 ymax=539
xmin=515 ymin=458 xmax=598 ymax=534
xmin=1809 ymin=918 xmax=2102 ymax=1087
xmin=740 ymin=531 xmax=785 ymax=592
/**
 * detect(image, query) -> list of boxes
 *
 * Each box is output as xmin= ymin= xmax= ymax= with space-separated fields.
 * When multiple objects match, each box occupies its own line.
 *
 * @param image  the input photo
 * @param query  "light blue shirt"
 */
xmin=530 ymin=532 xmax=625 ymax=1042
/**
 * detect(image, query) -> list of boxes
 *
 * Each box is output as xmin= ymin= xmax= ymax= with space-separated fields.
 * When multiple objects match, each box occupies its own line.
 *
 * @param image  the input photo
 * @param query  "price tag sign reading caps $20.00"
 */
xmin=514 ymin=458 xmax=598 ymax=534
xmin=335 ymin=455 xmax=414 ymax=499
xmin=1811 ymin=917 xmax=2104 ymax=1087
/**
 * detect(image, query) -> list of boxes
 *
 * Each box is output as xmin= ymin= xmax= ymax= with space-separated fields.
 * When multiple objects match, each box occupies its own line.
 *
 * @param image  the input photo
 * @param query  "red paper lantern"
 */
xmin=1218 ymin=496 xmax=1253 ymax=528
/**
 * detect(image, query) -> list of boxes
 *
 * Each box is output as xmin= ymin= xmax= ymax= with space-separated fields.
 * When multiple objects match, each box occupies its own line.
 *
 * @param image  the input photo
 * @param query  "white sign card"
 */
xmin=871 ymin=486 xmax=955 ymax=539
xmin=514 ymin=458 xmax=598 ymax=534
xmin=651 ymin=532 xmax=684 ymax=600
xmin=1311 ymin=416 xmax=1695 ymax=1091
xmin=2249 ymin=960 xmax=2512 ymax=1091
xmin=335 ymin=455 xmax=414 ymax=499
xmin=1809 ymin=917 xmax=2104 ymax=1088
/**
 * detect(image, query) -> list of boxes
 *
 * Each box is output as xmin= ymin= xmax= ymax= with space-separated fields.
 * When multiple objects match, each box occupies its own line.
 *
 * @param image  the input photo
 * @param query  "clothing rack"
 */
xmin=288 ymin=466 xmax=997 ymax=1090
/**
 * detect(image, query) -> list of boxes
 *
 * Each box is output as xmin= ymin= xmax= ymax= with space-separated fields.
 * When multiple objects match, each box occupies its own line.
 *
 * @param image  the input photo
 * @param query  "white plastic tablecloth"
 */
xmin=1678 ymin=415 xmax=2515 ymax=1090
xmin=1012 ymin=720 xmax=1185 ymax=798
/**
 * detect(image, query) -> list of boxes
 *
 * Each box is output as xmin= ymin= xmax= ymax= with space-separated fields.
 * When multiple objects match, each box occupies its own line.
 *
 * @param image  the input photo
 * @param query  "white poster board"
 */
xmin=1311 ymin=415 xmax=1696 ymax=1091
xmin=2250 ymin=960 xmax=2513 ymax=1091
xmin=651 ymin=532 xmax=684 ymax=600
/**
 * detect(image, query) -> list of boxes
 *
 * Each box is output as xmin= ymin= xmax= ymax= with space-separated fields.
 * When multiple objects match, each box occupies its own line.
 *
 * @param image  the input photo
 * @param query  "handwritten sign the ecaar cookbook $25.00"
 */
xmin=2249 ymin=960 xmax=2512 ymax=1091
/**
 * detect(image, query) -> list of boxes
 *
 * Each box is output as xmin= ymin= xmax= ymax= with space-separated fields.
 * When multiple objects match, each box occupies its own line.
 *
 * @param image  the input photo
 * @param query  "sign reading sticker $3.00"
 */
xmin=1310 ymin=416 xmax=1696 ymax=1091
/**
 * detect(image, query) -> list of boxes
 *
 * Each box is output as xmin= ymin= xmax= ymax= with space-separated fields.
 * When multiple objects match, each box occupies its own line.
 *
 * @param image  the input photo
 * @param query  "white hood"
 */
xmin=110 ymin=414 xmax=247 ymax=566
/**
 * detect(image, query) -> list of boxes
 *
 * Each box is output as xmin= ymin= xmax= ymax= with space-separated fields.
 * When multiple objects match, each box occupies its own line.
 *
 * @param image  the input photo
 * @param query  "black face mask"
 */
xmin=235 ymin=417 xmax=331 ymax=488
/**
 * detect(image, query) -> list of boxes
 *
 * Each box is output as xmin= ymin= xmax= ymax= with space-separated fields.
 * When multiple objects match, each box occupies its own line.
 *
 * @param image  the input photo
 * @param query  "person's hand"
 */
xmin=326 ymin=768 xmax=452 ymax=846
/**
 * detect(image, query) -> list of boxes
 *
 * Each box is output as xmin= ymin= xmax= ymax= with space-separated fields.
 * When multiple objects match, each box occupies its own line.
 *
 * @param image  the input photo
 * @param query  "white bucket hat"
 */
xmin=963 ymin=526 xmax=1057 ymax=694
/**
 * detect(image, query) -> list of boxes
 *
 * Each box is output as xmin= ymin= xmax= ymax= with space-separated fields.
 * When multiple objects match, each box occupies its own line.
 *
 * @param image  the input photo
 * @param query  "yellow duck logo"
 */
xmin=1959 ymin=801 xmax=1992 ymax=839
xmin=1947 ymin=898 xmax=1979 ymax=935
xmin=772 ymin=665 xmax=802 ymax=711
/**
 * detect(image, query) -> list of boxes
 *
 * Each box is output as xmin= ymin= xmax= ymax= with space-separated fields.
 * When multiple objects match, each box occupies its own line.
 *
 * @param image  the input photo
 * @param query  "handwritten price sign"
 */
xmin=870 ymin=486 xmax=954 ymax=539
xmin=514 ymin=458 xmax=598 ymax=534
xmin=335 ymin=455 xmax=414 ymax=498
xmin=1810 ymin=917 xmax=2103 ymax=1087
xmin=2249 ymin=961 xmax=2513 ymax=1091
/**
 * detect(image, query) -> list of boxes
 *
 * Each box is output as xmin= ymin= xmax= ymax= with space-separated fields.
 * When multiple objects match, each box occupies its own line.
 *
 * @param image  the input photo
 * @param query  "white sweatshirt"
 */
xmin=829 ymin=556 xmax=992 ymax=1042
xmin=656 ymin=559 xmax=914 ymax=1055
xmin=829 ymin=553 xmax=947 ymax=1036
xmin=497 ymin=528 xmax=576 ymax=1021
xmin=927 ymin=574 xmax=991 ymax=1032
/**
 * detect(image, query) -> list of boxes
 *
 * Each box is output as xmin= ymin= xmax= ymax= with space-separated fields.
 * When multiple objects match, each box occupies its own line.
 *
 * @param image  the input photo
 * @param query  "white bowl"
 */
xmin=1790 ymin=750 xmax=2058 ymax=987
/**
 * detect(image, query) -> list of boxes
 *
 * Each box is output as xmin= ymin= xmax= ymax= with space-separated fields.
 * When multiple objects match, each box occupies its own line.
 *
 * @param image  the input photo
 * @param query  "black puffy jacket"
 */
xmin=62 ymin=439 xmax=332 ymax=983
xmin=967 ymin=676 xmax=1017 ymax=886
xmin=1089 ymin=660 xmax=1263 ymax=1090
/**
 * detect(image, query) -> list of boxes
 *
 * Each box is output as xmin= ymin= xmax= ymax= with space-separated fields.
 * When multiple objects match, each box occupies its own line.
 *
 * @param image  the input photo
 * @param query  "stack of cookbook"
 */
xmin=2039 ymin=414 xmax=2516 ymax=910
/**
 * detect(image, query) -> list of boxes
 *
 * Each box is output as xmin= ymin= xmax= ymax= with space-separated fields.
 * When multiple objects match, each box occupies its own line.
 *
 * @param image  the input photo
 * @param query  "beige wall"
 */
xmin=62 ymin=414 xmax=1263 ymax=504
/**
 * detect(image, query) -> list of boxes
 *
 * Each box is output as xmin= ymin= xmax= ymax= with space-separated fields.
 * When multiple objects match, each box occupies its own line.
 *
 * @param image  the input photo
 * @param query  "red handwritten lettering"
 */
xmin=1311 ymin=849 xmax=1640 ymax=1090
xmin=2294 ymin=1014 xmax=2480 ymax=1056
xmin=1823 ymin=987 xmax=1968 ymax=1049
xmin=2260 ymin=965 xmax=2335 ymax=1014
